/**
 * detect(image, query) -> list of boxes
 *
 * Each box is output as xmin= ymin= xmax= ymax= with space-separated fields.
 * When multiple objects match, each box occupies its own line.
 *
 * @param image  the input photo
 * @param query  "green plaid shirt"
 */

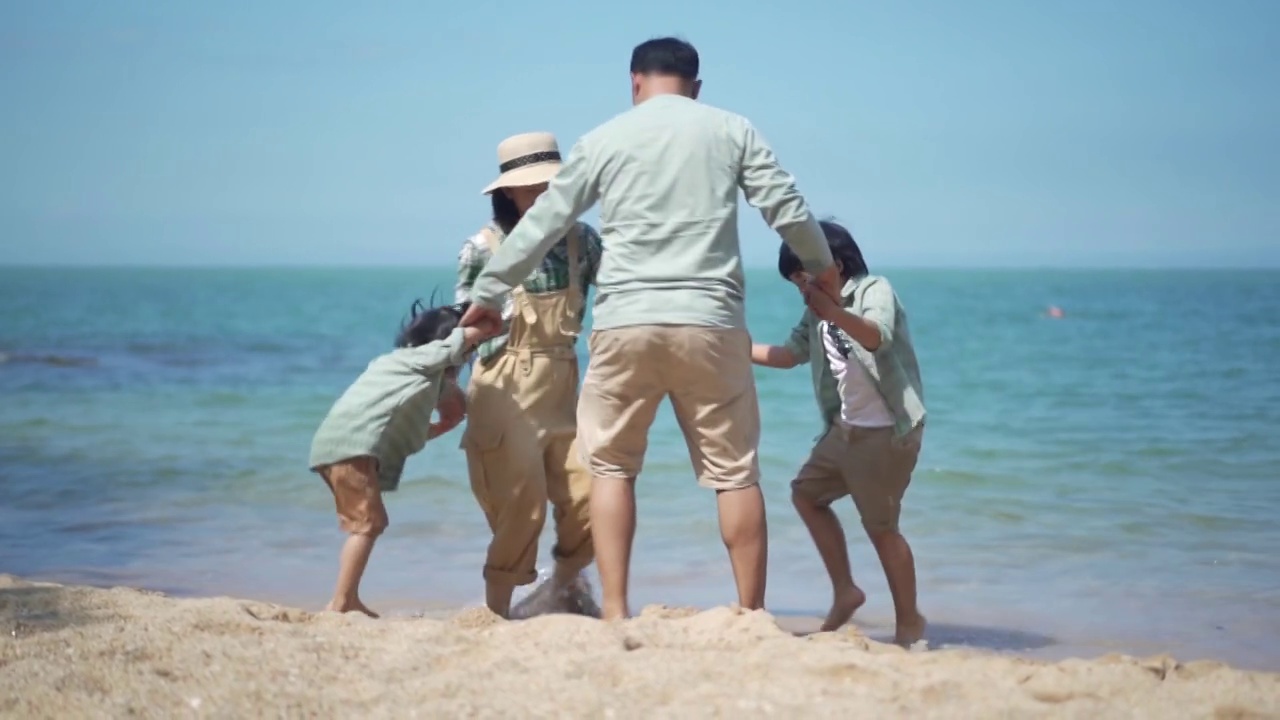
xmin=455 ymin=221 xmax=602 ymax=361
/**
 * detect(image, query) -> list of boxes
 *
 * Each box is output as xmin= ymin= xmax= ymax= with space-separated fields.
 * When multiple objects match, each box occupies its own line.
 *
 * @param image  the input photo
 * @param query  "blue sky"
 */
xmin=1 ymin=0 xmax=1277 ymax=268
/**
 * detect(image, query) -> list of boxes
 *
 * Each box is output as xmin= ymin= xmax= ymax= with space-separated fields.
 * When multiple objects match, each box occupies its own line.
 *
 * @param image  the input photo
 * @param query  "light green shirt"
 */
xmin=470 ymin=94 xmax=834 ymax=331
xmin=309 ymin=329 xmax=470 ymax=491
xmin=783 ymin=275 xmax=927 ymax=439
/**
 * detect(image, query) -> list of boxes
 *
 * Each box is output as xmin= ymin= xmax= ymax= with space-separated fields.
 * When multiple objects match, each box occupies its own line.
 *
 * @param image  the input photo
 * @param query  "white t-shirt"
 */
xmin=820 ymin=320 xmax=895 ymax=429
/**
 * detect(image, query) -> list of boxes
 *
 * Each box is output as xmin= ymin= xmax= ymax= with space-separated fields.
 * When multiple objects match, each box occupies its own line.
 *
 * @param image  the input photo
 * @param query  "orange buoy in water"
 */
xmin=1046 ymin=306 xmax=1064 ymax=319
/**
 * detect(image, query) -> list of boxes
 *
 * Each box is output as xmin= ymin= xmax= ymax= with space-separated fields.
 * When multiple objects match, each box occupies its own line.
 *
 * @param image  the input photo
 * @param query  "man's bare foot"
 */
xmin=600 ymin=602 xmax=630 ymax=622
xmin=325 ymin=598 xmax=379 ymax=618
xmin=894 ymin=612 xmax=927 ymax=647
xmin=820 ymin=585 xmax=866 ymax=632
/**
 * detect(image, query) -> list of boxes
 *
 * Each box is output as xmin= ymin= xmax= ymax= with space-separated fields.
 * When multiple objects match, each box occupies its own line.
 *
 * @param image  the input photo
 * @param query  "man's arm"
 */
xmin=470 ymin=139 xmax=601 ymax=310
xmin=751 ymin=311 xmax=812 ymax=369
xmin=737 ymin=120 xmax=834 ymax=276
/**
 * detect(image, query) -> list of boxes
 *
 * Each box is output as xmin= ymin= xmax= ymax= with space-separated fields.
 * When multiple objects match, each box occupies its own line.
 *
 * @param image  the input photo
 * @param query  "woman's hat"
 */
xmin=481 ymin=132 xmax=562 ymax=195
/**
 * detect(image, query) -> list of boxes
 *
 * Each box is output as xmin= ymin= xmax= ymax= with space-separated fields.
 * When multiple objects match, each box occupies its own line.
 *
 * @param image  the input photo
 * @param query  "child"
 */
xmin=309 ymin=299 xmax=485 ymax=617
xmin=751 ymin=220 xmax=928 ymax=646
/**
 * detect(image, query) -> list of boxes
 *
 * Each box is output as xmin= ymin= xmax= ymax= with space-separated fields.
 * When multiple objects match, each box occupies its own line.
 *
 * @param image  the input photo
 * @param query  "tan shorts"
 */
xmin=577 ymin=325 xmax=760 ymax=491
xmin=317 ymin=456 xmax=389 ymax=537
xmin=792 ymin=425 xmax=923 ymax=532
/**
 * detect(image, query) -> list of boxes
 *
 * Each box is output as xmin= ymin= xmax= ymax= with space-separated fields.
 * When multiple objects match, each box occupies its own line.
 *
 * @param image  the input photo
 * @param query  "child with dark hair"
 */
xmin=309 ymin=299 xmax=484 ymax=617
xmin=752 ymin=220 xmax=929 ymax=646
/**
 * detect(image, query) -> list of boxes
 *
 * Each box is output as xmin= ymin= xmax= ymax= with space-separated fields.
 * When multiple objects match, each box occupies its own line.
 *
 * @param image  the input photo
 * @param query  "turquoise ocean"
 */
xmin=1 ymin=267 xmax=1277 ymax=670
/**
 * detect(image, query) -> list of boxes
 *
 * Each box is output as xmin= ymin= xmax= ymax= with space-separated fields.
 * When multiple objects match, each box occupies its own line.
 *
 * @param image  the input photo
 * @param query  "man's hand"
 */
xmin=813 ymin=264 xmax=843 ymax=303
xmin=804 ymin=275 xmax=884 ymax=352
xmin=459 ymin=303 xmax=503 ymax=340
xmin=428 ymin=380 xmax=467 ymax=439
xmin=802 ymin=280 xmax=843 ymax=323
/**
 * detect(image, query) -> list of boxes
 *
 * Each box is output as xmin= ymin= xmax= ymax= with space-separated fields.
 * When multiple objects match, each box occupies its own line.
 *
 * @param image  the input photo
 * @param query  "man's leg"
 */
xmin=577 ymin=328 xmax=663 ymax=621
xmin=849 ymin=427 xmax=926 ymax=646
xmin=667 ymin=327 xmax=766 ymax=610
xmin=589 ymin=475 xmax=636 ymax=620
xmin=715 ymin=485 xmax=767 ymax=609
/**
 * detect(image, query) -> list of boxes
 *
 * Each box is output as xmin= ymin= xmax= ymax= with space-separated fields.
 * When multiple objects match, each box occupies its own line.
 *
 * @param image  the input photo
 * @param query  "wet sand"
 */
xmin=1 ymin=575 xmax=1277 ymax=718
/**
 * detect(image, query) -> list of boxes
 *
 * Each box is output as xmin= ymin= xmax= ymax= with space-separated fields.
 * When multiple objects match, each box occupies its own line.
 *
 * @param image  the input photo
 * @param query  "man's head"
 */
xmin=630 ymin=37 xmax=701 ymax=105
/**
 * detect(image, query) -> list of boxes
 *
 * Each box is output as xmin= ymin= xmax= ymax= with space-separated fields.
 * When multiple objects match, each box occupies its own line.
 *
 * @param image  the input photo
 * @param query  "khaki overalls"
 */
xmin=461 ymin=224 xmax=594 ymax=587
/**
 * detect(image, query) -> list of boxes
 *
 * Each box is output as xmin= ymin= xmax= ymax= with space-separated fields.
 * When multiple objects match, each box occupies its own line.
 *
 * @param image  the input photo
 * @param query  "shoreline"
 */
xmin=3 ymin=575 xmax=1278 ymax=718
xmin=15 ymin=565 xmax=1278 ymax=674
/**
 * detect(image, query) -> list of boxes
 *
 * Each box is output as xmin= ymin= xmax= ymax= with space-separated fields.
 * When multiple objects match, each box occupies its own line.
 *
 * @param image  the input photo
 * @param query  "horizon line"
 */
xmin=1 ymin=262 xmax=1277 ymax=272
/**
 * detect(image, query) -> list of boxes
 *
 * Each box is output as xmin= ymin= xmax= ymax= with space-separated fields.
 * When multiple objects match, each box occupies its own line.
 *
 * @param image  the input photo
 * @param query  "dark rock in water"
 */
xmin=509 ymin=574 xmax=601 ymax=620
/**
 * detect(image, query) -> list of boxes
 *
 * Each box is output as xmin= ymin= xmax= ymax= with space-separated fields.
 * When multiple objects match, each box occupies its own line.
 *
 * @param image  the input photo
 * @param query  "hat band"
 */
xmin=499 ymin=151 xmax=561 ymax=174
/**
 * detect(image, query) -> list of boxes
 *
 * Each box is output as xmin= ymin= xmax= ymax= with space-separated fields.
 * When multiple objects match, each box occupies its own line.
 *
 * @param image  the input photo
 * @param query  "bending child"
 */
xmin=309 ymin=300 xmax=484 ymax=617
xmin=751 ymin=220 xmax=929 ymax=646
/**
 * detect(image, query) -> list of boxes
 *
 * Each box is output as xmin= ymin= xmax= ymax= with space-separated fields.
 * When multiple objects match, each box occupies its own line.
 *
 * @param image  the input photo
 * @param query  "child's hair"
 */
xmin=777 ymin=219 xmax=869 ymax=282
xmin=395 ymin=295 xmax=472 ymax=348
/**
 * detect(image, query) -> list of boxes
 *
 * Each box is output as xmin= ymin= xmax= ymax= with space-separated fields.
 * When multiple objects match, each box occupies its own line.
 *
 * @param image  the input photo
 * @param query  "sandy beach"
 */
xmin=1 ymin=575 xmax=1276 ymax=718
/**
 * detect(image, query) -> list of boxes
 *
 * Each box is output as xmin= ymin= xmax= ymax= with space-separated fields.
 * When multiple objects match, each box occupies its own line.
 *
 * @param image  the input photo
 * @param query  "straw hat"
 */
xmin=481 ymin=132 xmax=563 ymax=195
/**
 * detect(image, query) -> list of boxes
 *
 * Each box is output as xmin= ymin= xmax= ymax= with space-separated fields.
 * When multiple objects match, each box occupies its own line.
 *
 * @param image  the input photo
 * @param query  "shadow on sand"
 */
xmin=769 ymin=608 xmax=1058 ymax=653
xmin=886 ymin=620 xmax=1058 ymax=653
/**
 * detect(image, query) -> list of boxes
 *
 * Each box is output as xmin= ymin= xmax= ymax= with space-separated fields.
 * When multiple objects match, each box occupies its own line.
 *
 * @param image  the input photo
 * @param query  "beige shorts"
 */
xmin=317 ymin=456 xmax=389 ymax=537
xmin=577 ymin=325 xmax=760 ymax=491
xmin=792 ymin=425 xmax=923 ymax=532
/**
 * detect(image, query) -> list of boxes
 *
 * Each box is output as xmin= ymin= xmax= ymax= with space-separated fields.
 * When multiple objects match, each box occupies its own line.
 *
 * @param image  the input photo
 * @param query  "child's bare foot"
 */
xmin=820 ymin=585 xmax=866 ymax=632
xmin=326 ymin=598 xmax=379 ymax=618
xmin=894 ymin=612 xmax=927 ymax=647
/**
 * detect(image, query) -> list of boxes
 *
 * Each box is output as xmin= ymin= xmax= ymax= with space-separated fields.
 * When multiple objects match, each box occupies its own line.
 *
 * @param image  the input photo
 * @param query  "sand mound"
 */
xmin=1 ymin=575 xmax=1277 ymax=718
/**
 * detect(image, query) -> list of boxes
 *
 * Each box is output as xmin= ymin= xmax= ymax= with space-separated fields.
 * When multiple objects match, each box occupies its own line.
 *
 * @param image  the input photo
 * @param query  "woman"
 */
xmin=455 ymin=132 xmax=603 ymax=618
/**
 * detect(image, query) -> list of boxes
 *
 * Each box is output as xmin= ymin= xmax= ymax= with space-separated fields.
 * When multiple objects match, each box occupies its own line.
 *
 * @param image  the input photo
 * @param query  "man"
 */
xmin=461 ymin=36 xmax=838 ymax=620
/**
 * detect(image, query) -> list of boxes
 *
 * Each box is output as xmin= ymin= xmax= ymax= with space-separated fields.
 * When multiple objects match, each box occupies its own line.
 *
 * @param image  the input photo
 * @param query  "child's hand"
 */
xmin=462 ymin=325 xmax=487 ymax=349
xmin=430 ymin=381 xmax=467 ymax=439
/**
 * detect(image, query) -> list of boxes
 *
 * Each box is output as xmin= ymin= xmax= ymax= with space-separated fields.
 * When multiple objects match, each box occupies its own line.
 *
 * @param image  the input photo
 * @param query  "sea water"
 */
xmin=1 ymin=267 xmax=1277 ymax=669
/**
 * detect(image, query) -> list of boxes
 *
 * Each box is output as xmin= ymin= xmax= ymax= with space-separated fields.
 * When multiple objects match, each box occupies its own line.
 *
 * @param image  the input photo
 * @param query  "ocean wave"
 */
xmin=0 ymin=352 xmax=97 ymax=368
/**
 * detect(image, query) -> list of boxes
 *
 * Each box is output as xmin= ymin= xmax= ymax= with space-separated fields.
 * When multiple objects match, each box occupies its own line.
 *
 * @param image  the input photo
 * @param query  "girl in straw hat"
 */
xmin=455 ymin=132 xmax=603 ymax=618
